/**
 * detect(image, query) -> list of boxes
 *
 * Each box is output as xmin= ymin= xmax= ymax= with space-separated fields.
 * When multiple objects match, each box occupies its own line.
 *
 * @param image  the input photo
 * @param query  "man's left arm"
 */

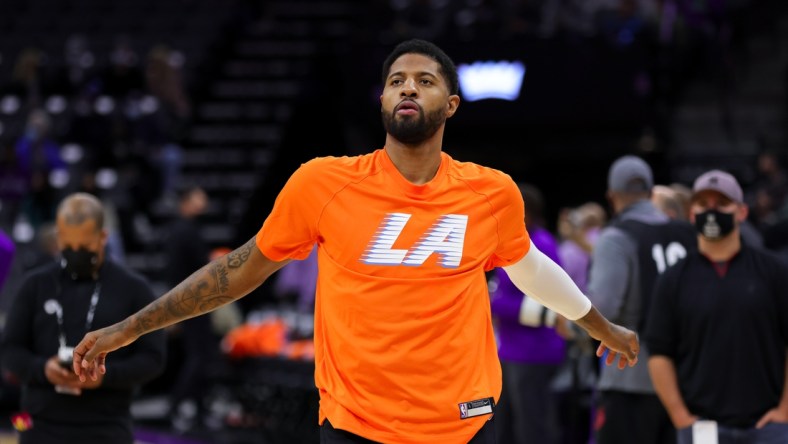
xmin=503 ymin=244 xmax=639 ymax=368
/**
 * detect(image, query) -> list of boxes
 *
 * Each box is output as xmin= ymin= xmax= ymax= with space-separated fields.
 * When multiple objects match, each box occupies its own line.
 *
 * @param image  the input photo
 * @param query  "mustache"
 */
xmin=394 ymin=99 xmax=421 ymax=113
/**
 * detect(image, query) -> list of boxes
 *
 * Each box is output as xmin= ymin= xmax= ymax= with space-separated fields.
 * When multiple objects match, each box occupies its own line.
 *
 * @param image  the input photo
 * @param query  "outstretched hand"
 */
xmin=72 ymin=323 xmax=136 ymax=382
xmin=596 ymin=323 xmax=639 ymax=369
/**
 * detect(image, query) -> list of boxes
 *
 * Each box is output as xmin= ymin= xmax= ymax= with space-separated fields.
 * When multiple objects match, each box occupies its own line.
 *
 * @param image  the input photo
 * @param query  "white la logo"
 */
xmin=360 ymin=213 xmax=468 ymax=268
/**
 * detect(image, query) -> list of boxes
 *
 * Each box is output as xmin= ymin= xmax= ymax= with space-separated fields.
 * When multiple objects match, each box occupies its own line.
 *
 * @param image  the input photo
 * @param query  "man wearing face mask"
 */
xmin=1 ymin=193 xmax=166 ymax=444
xmin=646 ymin=170 xmax=788 ymax=444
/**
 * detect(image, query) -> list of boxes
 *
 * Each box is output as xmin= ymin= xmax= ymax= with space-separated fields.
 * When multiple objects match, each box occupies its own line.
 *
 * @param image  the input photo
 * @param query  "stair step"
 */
xmin=182 ymin=147 xmax=248 ymax=168
xmin=179 ymin=171 xmax=259 ymax=191
xmin=222 ymin=59 xmax=310 ymax=78
xmin=235 ymin=40 xmax=317 ymax=58
xmin=198 ymin=102 xmax=293 ymax=122
xmin=188 ymin=124 xmax=282 ymax=144
xmin=201 ymin=224 xmax=236 ymax=244
xmin=269 ymin=2 xmax=357 ymax=18
xmin=212 ymin=80 xmax=301 ymax=99
xmin=126 ymin=252 xmax=168 ymax=273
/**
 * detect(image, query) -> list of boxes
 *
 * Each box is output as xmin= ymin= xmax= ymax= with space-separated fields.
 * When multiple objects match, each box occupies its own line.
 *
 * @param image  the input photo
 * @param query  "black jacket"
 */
xmin=2 ymin=259 xmax=166 ymax=443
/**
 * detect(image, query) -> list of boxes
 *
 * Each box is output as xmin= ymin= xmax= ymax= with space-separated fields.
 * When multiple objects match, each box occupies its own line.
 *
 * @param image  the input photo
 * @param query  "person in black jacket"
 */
xmin=646 ymin=170 xmax=788 ymax=444
xmin=1 ymin=192 xmax=166 ymax=444
xmin=162 ymin=186 xmax=219 ymax=431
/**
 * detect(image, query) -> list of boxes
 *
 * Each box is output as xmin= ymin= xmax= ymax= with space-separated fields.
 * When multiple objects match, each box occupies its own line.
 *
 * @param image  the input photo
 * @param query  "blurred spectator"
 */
xmin=557 ymin=202 xmax=607 ymax=293
xmin=6 ymin=48 xmax=46 ymax=108
xmin=0 ymin=141 xmax=29 ymax=231
xmin=588 ymin=155 xmax=696 ymax=444
xmin=141 ymin=45 xmax=190 ymax=199
xmin=162 ymin=186 xmax=220 ymax=432
xmin=748 ymin=150 xmax=788 ymax=230
xmin=646 ymin=169 xmax=788 ymax=444
xmin=491 ymin=183 xmax=566 ymax=444
xmin=1 ymin=193 xmax=166 ymax=444
xmin=14 ymin=109 xmax=66 ymax=229
xmin=668 ymin=183 xmax=692 ymax=219
xmin=652 ymin=184 xmax=686 ymax=220
xmin=145 ymin=45 xmax=191 ymax=123
xmin=555 ymin=200 xmax=607 ymax=444
xmin=0 ymin=229 xmax=14 ymax=293
xmin=50 ymin=34 xmax=98 ymax=98
xmin=100 ymin=36 xmax=144 ymax=98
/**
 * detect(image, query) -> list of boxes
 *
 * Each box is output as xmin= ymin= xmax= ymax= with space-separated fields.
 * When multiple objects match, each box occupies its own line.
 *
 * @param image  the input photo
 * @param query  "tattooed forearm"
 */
xmin=215 ymin=263 xmax=230 ymax=294
xmin=227 ymin=237 xmax=255 ymax=268
xmin=130 ymin=261 xmax=237 ymax=336
xmin=122 ymin=237 xmax=273 ymax=338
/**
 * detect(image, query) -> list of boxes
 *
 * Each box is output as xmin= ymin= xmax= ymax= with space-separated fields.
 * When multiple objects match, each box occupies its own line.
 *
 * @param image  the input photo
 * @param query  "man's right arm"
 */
xmin=73 ymin=237 xmax=290 ymax=380
xmin=648 ymin=355 xmax=697 ymax=428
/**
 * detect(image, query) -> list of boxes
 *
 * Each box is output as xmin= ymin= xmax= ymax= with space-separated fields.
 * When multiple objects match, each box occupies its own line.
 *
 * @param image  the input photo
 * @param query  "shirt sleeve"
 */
xmin=485 ymin=176 xmax=531 ymax=269
xmin=256 ymin=159 xmax=325 ymax=261
xmin=587 ymin=226 xmax=634 ymax=320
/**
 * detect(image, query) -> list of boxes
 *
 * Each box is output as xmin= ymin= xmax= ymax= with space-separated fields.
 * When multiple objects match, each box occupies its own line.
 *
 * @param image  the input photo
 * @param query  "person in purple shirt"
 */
xmin=0 ymin=229 xmax=14 ymax=293
xmin=491 ymin=183 xmax=567 ymax=444
xmin=558 ymin=202 xmax=607 ymax=293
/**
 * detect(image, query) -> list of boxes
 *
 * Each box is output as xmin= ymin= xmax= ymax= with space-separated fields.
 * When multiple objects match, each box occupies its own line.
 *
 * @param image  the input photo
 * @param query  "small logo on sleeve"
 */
xmin=458 ymin=397 xmax=495 ymax=419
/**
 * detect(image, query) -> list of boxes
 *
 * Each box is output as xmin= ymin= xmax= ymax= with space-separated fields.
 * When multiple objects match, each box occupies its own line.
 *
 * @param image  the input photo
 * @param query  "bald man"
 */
xmin=2 ymin=193 xmax=166 ymax=444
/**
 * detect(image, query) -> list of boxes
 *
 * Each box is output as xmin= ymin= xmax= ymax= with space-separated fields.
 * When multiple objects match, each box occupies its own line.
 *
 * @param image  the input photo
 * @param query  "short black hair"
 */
xmin=381 ymin=39 xmax=459 ymax=95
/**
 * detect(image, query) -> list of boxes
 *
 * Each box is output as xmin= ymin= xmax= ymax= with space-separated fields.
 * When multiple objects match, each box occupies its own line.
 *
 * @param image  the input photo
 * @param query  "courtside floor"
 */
xmin=0 ymin=429 xmax=211 ymax=444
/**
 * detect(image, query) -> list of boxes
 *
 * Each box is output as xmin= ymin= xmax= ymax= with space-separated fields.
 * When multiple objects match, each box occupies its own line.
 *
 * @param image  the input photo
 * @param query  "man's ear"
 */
xmin=736 ymin=204 xmax=749 ymax=223
xmin=446 ymin=94 xmax=460 ymax=118
xmin=99 ymin=228 xmax=109 ymax=249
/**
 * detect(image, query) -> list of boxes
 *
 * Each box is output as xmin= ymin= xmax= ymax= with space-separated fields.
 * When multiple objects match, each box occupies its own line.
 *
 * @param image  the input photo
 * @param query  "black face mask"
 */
xmin=694 ymin=209 xmax=735 ymax=240
xmin=61 ymin=247 xmax=99 ymax=280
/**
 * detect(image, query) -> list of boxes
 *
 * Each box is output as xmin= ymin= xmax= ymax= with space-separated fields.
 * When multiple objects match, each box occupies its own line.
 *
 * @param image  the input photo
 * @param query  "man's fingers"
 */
xmin=81 ymin=338 xmax=101 ymax=364
xmin=596 ymin=343 xmax=606 ymax=358
xmin=98 ymin=354 xmax=107 ymax=375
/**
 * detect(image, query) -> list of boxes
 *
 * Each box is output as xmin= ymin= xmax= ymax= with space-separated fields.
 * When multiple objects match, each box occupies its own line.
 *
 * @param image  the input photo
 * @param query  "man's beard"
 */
xmin=381 ymin=105 xmax=446 ymax=145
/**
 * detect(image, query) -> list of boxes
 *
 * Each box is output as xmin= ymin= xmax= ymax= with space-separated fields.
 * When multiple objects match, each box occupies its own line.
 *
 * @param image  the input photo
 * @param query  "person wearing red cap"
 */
xmin=646 ymin=169 xmax=788 ymax=444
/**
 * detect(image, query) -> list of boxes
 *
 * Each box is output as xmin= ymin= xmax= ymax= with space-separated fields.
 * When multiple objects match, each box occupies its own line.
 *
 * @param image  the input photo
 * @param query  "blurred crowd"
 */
xmin=0 ymin=34 xmax=192 ymax=254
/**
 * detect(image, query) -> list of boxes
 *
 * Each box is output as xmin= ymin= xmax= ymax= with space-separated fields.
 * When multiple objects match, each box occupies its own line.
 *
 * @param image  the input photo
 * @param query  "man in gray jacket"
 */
xmin=588 ymin=156 xmax=696 ymax=444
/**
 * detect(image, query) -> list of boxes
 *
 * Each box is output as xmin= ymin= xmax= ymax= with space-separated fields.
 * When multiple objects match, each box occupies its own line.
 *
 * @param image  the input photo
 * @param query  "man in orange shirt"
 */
xmin=73 ymin=39 xmax=639 ymax=443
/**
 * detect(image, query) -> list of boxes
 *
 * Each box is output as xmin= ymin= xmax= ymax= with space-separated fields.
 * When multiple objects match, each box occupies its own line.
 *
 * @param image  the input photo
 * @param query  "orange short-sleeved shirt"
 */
xmin=257 ymin=149 xmax=530 ymax=443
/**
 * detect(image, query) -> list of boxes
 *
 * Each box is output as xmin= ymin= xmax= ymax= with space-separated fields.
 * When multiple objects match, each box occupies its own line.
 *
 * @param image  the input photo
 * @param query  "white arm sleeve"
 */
xmin=503 ymin=244 xmax=593 ymax=321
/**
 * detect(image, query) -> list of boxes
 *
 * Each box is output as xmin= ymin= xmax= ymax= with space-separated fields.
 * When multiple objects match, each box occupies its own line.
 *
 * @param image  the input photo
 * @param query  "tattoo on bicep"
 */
xmin=227 ymin=237 xmax=256 ymax=268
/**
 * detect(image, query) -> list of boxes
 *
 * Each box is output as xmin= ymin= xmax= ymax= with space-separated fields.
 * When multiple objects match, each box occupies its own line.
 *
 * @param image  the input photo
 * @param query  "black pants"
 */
xmin=596 ymin=391 xmax=675 ymax=444
xmin=496 ymin=361 xmax=560 ymax=444
xmin=320 ymin=417 xmax=497 ymax=443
